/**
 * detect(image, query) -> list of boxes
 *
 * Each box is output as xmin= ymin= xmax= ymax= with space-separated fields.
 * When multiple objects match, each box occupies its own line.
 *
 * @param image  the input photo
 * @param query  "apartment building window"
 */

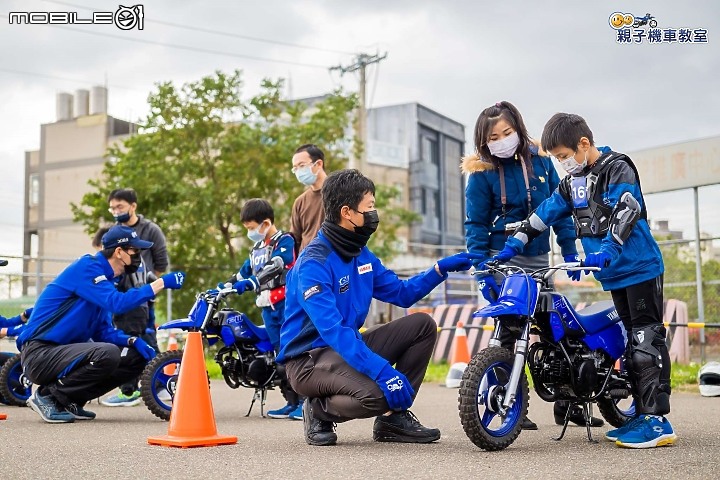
xmin=420 ymin=131 xmax=439 ymax=166
xmin=29 ymin=174 xmax=39 ymax=206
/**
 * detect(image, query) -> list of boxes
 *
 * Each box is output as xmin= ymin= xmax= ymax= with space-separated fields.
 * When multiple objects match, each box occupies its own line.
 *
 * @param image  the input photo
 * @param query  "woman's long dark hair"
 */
xmin=471 ymin=101 xmax=534 ymax=175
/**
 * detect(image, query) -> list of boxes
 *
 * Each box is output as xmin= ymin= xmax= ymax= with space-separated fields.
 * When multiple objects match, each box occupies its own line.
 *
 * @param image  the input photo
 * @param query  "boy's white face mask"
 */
xmin=560 ymin=150 xmax=588 ymax=176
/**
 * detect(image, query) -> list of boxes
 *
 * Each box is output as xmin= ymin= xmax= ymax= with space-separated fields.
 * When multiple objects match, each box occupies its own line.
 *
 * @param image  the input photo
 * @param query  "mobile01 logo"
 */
xmin=8 ymin=5 xmax=144 ymax=31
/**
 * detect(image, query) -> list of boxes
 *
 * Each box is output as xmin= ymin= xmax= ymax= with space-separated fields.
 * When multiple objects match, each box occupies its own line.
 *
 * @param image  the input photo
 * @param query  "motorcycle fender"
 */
xmin=158 ymin=318 xmax=198 ymax=330
xmin=583 ymin=321 xmax=627 ymax=360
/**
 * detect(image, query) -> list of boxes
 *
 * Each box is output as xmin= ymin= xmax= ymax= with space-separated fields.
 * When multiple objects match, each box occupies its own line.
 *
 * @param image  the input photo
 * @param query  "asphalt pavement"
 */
xmin=0 ymin=380 xmax=717 ymax=479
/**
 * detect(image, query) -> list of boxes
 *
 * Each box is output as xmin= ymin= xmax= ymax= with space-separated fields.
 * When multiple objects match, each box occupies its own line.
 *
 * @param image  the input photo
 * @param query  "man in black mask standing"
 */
xmin=103 ymin=188 xmax=168 ymax=407
xmin=277 ymin=169 xmax=483 ymax=446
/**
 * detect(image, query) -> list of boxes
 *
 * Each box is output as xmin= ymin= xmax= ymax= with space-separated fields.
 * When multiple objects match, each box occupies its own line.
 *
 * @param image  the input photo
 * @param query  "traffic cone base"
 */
xmin=147 ymin=331 xmax=237 ymax=448
xmin=0 ymin=413 xmax=7 ymax=420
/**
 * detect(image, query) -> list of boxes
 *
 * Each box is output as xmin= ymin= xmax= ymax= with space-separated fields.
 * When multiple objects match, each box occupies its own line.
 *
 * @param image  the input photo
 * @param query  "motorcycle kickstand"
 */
xmin=553 ymin=406 xmax=573 ymax=441
xmin=245 ymin=389 xmax=262 ymax=417
xmin=260 ymin=388 xmax=268 ymax=418
xmin=582 ymin=402 xmax=598 ymax=444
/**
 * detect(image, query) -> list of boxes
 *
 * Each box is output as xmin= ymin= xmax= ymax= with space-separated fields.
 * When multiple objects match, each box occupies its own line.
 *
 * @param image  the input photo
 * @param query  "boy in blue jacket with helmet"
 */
xmin=492 ymin=112 xmax=673 ymax=449
xmin=17 ymin=226 xmax=186 ymax=424
xmin=278 ymin=169 xmax=482 ymax=446
xmin=222 ymin=198 xmax=301 ymax=420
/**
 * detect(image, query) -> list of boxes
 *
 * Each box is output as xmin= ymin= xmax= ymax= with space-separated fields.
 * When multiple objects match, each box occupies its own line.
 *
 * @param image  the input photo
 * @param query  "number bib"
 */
xmin=571 ymin=176 xmax=589 ymax=208
xmin=250 ymin=245 xmax=271 ymax=276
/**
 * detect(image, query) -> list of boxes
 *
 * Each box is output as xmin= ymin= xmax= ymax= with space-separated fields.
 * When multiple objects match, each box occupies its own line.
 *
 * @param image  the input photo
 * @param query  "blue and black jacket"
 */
xmin=276 ymin=231 xmax=444 ymax=381
xmin=532 ymin=148 xmax=663 ymax=290
xmin=463 ymin=146 xmax=578 ymax=267
xmin=17 ymin=252 xmax=156 ymax=349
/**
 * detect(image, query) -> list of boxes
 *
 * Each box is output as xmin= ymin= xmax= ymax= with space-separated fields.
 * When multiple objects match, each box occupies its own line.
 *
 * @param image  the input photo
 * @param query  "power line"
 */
xmin=0 ymin=67 xmax=146 ymax=92
xmin=0 ymin=14 xmax=329 ymax=69
xmin=39 ymin=0 xmax=355 ymax=56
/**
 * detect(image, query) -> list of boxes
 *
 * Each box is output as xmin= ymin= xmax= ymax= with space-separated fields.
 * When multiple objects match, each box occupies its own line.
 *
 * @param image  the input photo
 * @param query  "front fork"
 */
xmin=489 ymin=320 xmax=530 ymax=414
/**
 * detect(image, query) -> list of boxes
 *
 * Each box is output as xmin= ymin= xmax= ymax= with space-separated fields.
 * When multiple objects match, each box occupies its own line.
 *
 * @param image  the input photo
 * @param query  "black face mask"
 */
xmin=350 ymin=209 xmax=380 ymax=236
xmin=123 ymin=252 xmax=142 ymax=274
xmin=114 ymin=212 xmax=131 ymax=223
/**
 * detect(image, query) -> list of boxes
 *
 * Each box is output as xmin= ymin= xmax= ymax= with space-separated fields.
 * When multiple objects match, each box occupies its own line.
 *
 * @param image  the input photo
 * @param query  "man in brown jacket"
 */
xmin=291 ymin=144 xmax=328 ymax=252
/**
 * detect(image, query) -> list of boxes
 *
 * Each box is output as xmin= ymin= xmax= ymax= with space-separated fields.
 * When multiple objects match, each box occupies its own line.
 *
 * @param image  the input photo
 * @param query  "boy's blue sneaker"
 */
xmin=605 ymin=416 xmax=641 ymax=441
xmin=65 ymin=402 xmax=96 ymax=420
xmin=101 ymin=391 xmax=141 ymax=407
xmin=267 ymin=403 xmax=296 ymax=419
xmin=615 ymin=415 xmax=677 ymax=448
xmin=27 ymin=391 xmax=75 ymax=424
xmin=289 ymin=402 xmax=304 ymax=420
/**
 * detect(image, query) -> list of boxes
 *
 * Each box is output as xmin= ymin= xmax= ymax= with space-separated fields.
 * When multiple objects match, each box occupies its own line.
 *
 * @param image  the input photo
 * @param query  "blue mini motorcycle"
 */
xmin=140 ymin=287 xmax=280 ymax=420
xmin=459 ymin=262 xmax=635 ymax=451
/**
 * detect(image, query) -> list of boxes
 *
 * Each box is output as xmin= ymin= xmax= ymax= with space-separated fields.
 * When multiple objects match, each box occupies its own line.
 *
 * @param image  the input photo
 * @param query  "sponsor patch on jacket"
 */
xmin=303 ymin=284 xmax=322 ymax=300
xmin=93 ymin=275 xmax=108 ymax=284
xmin=358 ymin=263 xmax=372 ymax=274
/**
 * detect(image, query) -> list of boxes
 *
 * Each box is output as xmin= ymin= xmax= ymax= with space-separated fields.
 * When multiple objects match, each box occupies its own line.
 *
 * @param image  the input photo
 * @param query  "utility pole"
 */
xmin=330 ymin=52 xmax=388 ymax=171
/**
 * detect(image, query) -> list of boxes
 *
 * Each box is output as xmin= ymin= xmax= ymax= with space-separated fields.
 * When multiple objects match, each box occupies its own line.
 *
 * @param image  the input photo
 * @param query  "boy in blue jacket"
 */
xmin=277 ymin=169 xmax=482 ymax=446
xmin=223 ymin=198 xmax=301 ymax=419
xmin=492 ymin=113 xmax=673 ymax=449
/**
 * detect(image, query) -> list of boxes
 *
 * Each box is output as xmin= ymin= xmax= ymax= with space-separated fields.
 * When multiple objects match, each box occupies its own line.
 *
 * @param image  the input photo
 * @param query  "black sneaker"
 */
xmin=302 ymin=399 xmax=337 ymax=446
xmin=65 ymin=402 xmax=97 ymax=420
xmin=373 ymin=410 xmax=441 ymax=443
xmin=554 ymin=404 xmax=605 ymax=427
xmin=521 ymin=416 xmax=538 ymax=430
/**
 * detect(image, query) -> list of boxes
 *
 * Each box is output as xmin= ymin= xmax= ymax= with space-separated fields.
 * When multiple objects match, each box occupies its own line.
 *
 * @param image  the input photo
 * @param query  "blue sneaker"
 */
xmin=615 ymin=415 xmax=677 ymax=449
xmin=101 ymin=391 xmax=141 ymax=407
xmin=605 ymin=416 xmax=641 ymax=441
xmin=65 ymin=402 xmax=96 ymax=420
xmin=289 ymin=402 xmax=304 ymax=420
xmin=267 ymin=403 xmax=296 ymax=419
xmin=27 ymin=391 xmax=75 ymax=424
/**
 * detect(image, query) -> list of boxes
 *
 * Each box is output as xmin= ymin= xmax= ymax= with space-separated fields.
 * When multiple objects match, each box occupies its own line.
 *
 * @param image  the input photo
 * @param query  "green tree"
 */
xmin=72 ymin=70 xmax=417 ymax=320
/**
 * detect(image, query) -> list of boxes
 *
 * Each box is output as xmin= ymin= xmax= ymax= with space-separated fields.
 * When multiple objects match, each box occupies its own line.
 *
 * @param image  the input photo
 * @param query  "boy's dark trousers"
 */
xmin=113 ymin=306 xmax=158 ymax=395
xmin=284 ymin=312 xmax=437 ymax=423
xmin=21 ymin=340 xmax=146 ymax=407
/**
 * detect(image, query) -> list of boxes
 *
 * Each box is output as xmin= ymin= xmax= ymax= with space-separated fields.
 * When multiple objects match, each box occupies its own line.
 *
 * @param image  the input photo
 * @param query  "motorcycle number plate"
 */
xmin=570 ymin=177 xmax=589 ymax=208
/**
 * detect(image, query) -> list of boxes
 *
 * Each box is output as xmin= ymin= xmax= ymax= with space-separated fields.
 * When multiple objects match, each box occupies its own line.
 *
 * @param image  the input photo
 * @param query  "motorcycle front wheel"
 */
xmin=140 ymin=349 xmax=183 ymax=421
xmin=0 ymin=354 xmax=32 ymax=407
xmin=459 ymin=347 xmax=528 ymax=451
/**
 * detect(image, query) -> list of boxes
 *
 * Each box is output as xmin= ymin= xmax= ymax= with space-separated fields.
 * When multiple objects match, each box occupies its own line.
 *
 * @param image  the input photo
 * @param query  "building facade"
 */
xmin=23 ymin=87 xmax=136 ymax=294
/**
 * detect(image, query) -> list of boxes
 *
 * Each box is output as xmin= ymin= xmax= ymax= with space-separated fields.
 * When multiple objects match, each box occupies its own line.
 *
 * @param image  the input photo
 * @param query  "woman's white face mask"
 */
xmin=487 ymin=131 xmax=520 ymax=159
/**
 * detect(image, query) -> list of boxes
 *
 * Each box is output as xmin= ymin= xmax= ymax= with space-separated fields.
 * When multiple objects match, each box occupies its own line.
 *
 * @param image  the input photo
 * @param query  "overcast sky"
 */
xmin=1 ymin=0 xmax=719 ymax=269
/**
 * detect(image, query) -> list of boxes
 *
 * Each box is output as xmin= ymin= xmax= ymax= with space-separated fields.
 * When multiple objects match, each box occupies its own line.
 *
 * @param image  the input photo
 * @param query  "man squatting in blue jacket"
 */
xmin=277 ymin=169 xmax=483 ymax=446
xmin=17 ymin=226 xmax=186 ymax=424
xmin=492 ymin=113 xmax=674 ymax=449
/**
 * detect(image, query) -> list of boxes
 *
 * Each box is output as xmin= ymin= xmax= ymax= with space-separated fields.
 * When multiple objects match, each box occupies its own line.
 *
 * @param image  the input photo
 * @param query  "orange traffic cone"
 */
xmin=164 ymin=334 xmax=178 ymax=375
xmin=450 ymin=321 xmax=471 ymax=365
xmin=147 ymin=331 xmax=237 ymax=448
xmin=0 ymin=413 xmax=7 ymax=420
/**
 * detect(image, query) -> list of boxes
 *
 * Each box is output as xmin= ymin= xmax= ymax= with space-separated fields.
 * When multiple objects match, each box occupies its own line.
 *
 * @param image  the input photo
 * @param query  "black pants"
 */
xmin=284 ymin=313 xmax=437 ymax=423
xmin=611 ymin=274 xmax=671 ymax=414
xmin=21 ymin=341 xmax=146 ymax=407
xmin=114 ymin=310 xmax=158 ymax=396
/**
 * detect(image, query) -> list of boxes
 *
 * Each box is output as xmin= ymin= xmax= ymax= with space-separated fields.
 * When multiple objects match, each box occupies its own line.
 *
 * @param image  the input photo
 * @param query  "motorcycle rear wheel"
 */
xmin=459 ymin=347 xmax=528 ymax=451
xmin=597 ymin=394 xmax=635 ymax=428
xmin=140 ymin=349 xmax=183 ymax=421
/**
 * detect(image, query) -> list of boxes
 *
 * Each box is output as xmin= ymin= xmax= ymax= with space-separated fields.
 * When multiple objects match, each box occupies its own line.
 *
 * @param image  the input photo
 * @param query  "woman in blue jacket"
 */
xmin=462 ymin=101 xmax=602 ymax=429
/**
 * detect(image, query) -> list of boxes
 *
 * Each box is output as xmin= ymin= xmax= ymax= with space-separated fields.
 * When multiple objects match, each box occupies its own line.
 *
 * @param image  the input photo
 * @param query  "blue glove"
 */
xmin=583 ymin=251 xmax=613 ymax=269
xmin=22 ymin=307 xmax=33 ymax=321
xmin=436 ymin=252 xmax=486 ymax=276
xmin=132 ymin=337 xmax=156 ymax=362
xmin=492 ymin=237 xmax=524 ymax=262
xmin=162 ymin=271 xmax=186 ymax=289
xmin=477 ymin=275 xmax=500 ymax=303
xmin=564 ymin=254 xmax=582 ymax=281
xmin=375 ymin=364 xmax=415 ymax=411
xmin=233 ymin=278 xmax=257 ymax=293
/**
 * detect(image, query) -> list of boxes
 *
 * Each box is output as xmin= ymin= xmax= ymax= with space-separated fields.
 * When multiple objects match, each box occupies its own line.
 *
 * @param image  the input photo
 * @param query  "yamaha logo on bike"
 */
xmin=609 ymin=12 xmax=708 ymax=44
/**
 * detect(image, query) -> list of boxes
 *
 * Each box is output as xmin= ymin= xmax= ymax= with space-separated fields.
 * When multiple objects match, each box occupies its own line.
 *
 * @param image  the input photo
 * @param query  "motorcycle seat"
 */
xmin=572 ymin=300 xmax=620 ymax=335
